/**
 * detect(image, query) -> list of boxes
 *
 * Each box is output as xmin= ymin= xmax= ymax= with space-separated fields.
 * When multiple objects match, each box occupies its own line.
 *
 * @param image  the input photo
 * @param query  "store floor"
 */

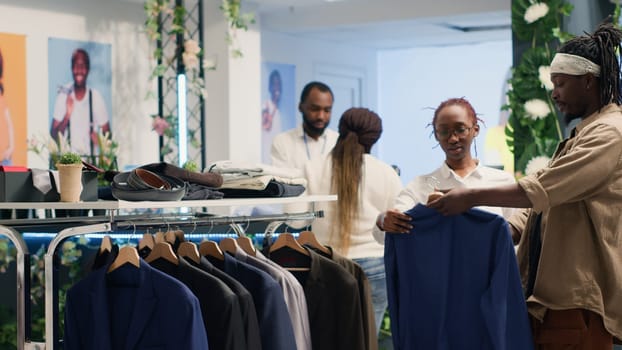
xmin=378 ymin=332 xmax=393 ymax=350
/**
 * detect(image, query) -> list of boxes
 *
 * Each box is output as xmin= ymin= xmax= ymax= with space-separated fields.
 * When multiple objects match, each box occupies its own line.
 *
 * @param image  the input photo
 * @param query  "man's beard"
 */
xmin=303 ymin=114 xmax=328 ymax=137
xmin=564 ymin=112 xmax=580 ymax=124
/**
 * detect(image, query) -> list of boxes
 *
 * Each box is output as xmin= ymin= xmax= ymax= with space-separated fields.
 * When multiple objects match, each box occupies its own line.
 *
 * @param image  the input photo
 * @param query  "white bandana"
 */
xmin=550 ymin=53 xmax=601 ymax=77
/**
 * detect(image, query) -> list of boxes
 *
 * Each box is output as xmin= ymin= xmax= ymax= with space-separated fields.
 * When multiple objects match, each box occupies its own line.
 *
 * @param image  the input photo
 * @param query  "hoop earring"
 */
xmin=474 ymin=140 xmax=478 ymax=158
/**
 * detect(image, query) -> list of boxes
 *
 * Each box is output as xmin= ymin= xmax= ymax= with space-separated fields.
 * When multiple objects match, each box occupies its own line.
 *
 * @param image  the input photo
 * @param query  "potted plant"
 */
xmin=56 ymin=152 xmax=83 ymax=202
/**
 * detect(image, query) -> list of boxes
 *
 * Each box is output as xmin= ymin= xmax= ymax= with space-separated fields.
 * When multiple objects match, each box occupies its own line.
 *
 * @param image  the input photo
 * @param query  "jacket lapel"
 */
xmin=88 ymin=268 xmax=113 ymax=350
xmin=124 ymin=260 xmax=158 ymax=350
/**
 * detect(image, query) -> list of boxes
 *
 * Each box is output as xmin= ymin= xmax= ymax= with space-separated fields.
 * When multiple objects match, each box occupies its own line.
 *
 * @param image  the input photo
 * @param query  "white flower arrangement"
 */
xmin=506 ymin=0 xmax=574 ymax=176
xmin=538 ymin=65 xmax=554 ymax=90
xmin=524 ymin=99 xmax=551 ymax=120
xmin=182 ymin=39 xmax=201 ymax=69
xmin=524 ymin=2 xmax=549 ymax=24
xmin=183 ymin=39 xmax=200 ymax=55
xmin=28 ymin=132 xmax=71 ymax=164
xmin=525 ymin=155 xmax=551 ymax=175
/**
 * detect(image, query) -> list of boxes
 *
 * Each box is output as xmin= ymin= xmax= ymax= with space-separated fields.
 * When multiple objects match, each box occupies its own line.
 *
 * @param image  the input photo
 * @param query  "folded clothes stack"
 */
xmin=207 ymin=160 xmax=306 ymax=198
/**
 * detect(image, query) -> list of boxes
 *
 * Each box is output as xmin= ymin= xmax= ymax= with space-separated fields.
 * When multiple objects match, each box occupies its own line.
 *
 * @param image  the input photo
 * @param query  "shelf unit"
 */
xmin=0 ymin=194 xmax=336 ymax=349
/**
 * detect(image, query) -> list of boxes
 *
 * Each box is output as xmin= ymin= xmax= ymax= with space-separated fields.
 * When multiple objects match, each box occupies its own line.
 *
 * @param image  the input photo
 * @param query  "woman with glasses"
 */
xmin=374 ymin=97 xmax=516 ymax=235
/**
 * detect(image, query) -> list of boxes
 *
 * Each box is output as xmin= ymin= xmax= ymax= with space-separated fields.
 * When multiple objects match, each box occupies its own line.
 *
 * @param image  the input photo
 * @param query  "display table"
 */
xmin=0 ymin=194 xmax=337 ymax=210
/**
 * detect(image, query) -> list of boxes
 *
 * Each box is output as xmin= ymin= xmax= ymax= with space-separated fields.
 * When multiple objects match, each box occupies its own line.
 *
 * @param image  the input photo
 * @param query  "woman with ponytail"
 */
xmin=302 ymin=107 xmax=403 ymax=335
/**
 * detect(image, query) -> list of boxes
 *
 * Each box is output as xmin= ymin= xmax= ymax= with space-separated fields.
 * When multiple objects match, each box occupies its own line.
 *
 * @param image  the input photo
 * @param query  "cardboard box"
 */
xmin=0 ymin=171 xmax=98 ymax=202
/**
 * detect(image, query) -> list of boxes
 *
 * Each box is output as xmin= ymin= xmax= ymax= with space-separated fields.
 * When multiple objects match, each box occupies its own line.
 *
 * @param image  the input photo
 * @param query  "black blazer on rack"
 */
xmin=191 ymin=256 xmax=263 ymax=350
xmin=150 ymin=256 xmax=247 ymax=350
xmin=281 ymin=248 xmax=366 ymax=350
xmin=329 ymin=249 xmax=378 ymax=350
xmin=64 ymin=259 xmax=208 ymax=350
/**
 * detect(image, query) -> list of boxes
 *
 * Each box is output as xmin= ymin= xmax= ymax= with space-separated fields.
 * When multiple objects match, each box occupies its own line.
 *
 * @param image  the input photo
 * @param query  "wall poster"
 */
xmin=0 ymin=33 xmax=27 ymax=166
xmin=48 ymin=38 xmax=112 ymax=161
xmin=261 ymin=61 xmax=296 ymax=164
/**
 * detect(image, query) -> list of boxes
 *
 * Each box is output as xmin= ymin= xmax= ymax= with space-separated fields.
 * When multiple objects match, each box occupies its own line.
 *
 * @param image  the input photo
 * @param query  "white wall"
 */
xmin=203 ymin=0 xmax=263 ymax=166
xmin=0 ymin=0 xmax=512 ymax=181
xmin=377 ymin=40 xmax=512 ymax=183
xmin=0 ymin=0 xmax=158 ymax=169
xmin=261 ymin=30 xmax=379 ymax=124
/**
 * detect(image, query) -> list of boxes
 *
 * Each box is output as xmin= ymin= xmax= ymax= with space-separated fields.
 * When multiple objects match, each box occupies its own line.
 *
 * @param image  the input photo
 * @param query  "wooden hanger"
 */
xmin=269 ymin=233 xmax=309 ymax=256
xmin=154 ymin=231 xmax=165 ymax=244
xmin=236 ymin=236 xmax=256 ymax=256
xmin=145 ymin=242 xmax=179 ymax=265
xmin=174 ymin=229 xmax=186 ymax=243
xmin=99 ymin=235 xmax=112 ymax=254
xmin=177 ymin=241 xmax=200 ymax=264
xmin=269 ymin=233 xmax=311 ymax=272
xmin=107 ymin=245 xmax=140 ymax=272
xmin=138 ymin=232 xmax=155 ymax=251
xmin=199 ymin=240 xmax=224 ymax=260
xmin=297 ymin=230 xmax=330 ymax=255
xmin=219 ymin=237 xmax=240 ymax=254
xmin=164 ymin=230 xmax=177 ymax=245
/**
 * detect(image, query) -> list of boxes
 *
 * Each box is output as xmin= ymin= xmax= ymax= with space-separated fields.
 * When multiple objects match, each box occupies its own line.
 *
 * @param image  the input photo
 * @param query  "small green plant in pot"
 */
xmin=58 ymin=152 xmax=82 ymax=165
xmin=56 ymin=152 xmax=83 ymax=202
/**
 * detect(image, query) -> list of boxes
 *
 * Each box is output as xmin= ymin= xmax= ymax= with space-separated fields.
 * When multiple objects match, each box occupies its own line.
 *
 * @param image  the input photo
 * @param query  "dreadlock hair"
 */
xmin=431 ymin=97 xmax=484 ymax=129
xmin=557 ymin=21 xmax=622 ymax=106
xmin=431 ymin=97 xmax=484 ymax=157
xmin=329 ymin=107 xmax=382 ymax=255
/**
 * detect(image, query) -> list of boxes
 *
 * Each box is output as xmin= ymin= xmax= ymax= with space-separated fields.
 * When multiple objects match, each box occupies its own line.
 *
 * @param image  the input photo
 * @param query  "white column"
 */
xmin=203 ymin=0 xmax=261 ymax=167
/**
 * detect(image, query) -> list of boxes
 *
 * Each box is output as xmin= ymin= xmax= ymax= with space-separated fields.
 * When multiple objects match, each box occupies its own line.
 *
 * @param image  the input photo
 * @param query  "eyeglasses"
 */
xmin=434 ymin=126 xmax=473 ymax=140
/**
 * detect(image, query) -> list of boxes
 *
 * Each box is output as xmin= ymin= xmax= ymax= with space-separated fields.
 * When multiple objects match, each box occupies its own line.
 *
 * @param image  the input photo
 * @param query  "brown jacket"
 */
xmin=508 ymin=104 xmax=622 ymax=340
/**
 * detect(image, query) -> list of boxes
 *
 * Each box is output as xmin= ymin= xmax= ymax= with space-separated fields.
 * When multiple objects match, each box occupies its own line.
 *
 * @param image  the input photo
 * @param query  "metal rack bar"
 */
xmin=43 ymin=209 xmax=322 ymax=349
xmin=0 ymin=226 xmax=29 ymax=350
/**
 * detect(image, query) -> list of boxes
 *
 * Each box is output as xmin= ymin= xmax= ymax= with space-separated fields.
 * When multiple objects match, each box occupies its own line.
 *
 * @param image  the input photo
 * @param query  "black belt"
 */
xmin=111 ymin=171 xmax=186 ymax=201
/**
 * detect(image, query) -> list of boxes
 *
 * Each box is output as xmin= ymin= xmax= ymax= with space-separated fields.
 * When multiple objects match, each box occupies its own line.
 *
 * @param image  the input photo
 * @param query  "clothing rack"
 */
xmin=37 ymin=195 xmax=335 ymax=349
xmin=0 ymin=226 xmax=29 ymax=350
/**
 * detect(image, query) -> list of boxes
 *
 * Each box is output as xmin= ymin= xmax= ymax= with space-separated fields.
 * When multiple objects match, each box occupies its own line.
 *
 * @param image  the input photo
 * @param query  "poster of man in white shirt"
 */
xmin=48 ymin=38 xmax=111 ymax=162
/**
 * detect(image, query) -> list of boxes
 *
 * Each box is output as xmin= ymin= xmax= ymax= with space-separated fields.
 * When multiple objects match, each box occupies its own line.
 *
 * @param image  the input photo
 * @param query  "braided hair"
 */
xmin=431 ymin=97 xmax=484 ymax=129
xmin=330 ymin=107 xmax=382 ymax=254
xmin=558 ymin=21 xmax=622 ymax=106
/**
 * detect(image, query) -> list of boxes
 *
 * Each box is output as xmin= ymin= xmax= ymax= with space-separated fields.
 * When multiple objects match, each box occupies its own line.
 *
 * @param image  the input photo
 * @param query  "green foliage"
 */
xmin=0 ymin=237 xmax=94 ymax=344
xmin=0 ymin=306 xmax=16 ymax=349
xmin=58 ymin=152 xmax=82 ymax=165
xmin=220 ymin=0 xmax=255 ymax=31
xmin=505 ymin=0 xmax=573 ymax=175
xmin=183 ymin=160 xmax=199 ymax=172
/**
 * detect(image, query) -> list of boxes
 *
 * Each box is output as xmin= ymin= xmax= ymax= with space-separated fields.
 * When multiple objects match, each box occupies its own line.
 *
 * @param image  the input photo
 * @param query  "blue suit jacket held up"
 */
xmin=385 ymin=204 xmax=533 ymax=350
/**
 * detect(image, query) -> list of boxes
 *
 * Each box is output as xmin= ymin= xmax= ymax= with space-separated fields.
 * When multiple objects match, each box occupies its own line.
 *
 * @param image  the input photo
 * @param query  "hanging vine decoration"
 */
xmin=220 ymin=0 xmax=256 ymax=58
xmin=144 ymin=0 xmax=253 ymax=158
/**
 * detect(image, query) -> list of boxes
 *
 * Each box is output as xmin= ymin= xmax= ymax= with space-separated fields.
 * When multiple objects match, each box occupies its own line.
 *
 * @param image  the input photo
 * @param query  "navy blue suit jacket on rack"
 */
xmin=149 ymin=256 xmax=246 ymax=350
xmin=63 ymin=259 xmax=209 ymax=350
xmin=385 ymin=204 xmax=533 ymax=350
xmin=210 ymin=252 xmax=297 ymax=350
